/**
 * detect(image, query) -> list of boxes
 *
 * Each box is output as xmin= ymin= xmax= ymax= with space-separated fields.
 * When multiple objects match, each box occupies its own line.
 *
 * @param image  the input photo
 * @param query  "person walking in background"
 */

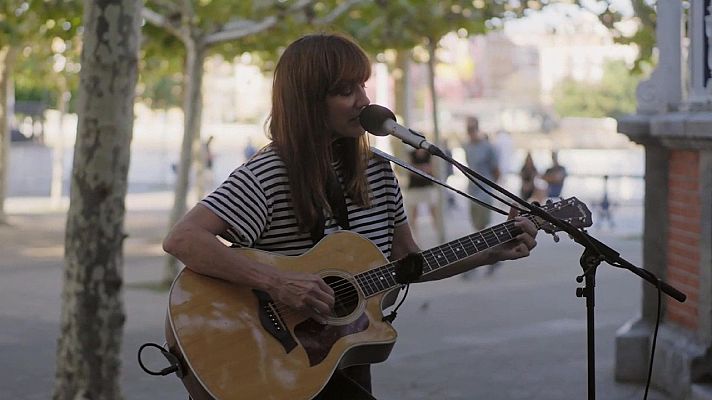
xmin=243 ymin=138 xmax=257 ymax=161
xmin=463 ymin=117 xmax=501 ymax=277
xmin=464 ymin=116 xmax=500 ymax=232
xmin=202 ymin=135 xmax=215 ymax=170
xmin=519 ymin=151 xmax=538 ymax=201
xmin=200 ymin=135 xmax=216 ymax=191
xmin=404 ymin=148 xmax=439 ymax=239
xmin=598 ymin=174 xmax=615 ymax=228
xmin=439 ymin=138 xmax=457 ymax=208
xmin=543 ymin=150 xmax=567 ymax=198
xmin=493 ymin=129 xmax=514 ymax=186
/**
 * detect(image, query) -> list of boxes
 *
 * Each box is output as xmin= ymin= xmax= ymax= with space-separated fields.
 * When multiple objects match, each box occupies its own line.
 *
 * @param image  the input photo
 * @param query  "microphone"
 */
xmin=359 ymin=104 xmax=438 ymax=153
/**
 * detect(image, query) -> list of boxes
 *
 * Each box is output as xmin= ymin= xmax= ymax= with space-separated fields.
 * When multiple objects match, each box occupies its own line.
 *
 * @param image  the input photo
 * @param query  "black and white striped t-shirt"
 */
xmin=201 ymin=146 xmax=408 ymax=259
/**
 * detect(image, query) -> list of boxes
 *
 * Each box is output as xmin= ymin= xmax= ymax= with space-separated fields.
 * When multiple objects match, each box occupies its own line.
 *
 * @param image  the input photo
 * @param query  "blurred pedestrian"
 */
xmin=200 ymin=135 xmax=216 ymax=190
xmin=404 ymin=148 xmax=439 ymax=238
xmin=463 ymin=117 xmax=502 ymax=278
xmin=542 ymin=150 xmax=567 ymax=198
xmin=439 ymin=138 xmax=457 ymax=208
xmin=493 ymin=129 xmax=514 ymax=180
xmin=243 ymin=138 xmax=257 ymax=161
xmin=519 ymin=152 xmax=538 ymax=201
xmin=202 ymin=135 xmax=215 ymax=170
xmin=598 ymin=174 xmax=615 ymax=228
xmin=464 ymin=116 xmax=500 ymax=232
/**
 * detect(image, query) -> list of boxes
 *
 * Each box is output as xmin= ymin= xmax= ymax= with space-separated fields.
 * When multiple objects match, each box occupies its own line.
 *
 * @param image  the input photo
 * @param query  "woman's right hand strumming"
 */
xmin=268 ymin=271 xmax=335 ymax=324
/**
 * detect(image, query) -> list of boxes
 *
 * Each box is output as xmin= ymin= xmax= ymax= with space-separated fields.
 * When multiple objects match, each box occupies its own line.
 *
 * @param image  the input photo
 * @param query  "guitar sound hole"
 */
xmin=323 ymin=276 xmax=359 ymax=318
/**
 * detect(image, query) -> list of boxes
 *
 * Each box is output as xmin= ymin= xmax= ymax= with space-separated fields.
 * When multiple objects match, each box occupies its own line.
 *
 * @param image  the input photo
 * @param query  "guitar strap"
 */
xmin=310 ymin=167 xmax=350 ymax=245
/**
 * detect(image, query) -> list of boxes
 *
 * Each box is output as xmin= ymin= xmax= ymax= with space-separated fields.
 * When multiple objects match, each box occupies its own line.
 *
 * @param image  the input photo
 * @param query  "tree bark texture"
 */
xmin=390 ymin=50 xmax=412 ymax=185
xmin=53 ymin=1 xmax=141 ymax=399
xmin=0 ymin=45 xmax=17 ymax=224
xmin=163 ymin=42 xmax=205 ymax=285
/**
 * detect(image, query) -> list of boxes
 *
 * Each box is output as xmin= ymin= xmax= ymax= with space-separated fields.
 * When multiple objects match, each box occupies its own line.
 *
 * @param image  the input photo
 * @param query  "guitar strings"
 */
xmin=269 ymin=220 xmax=526 ymax=319
xmin=266 ymin=204 xmax=586 ymax=321
xmin=268 ymin=220 xmax=523 ymax=317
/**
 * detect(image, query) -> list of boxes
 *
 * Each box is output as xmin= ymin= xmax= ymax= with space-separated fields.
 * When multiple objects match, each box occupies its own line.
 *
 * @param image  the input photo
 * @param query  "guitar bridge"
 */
xmin=252 ymin=290 xmax=297 ymax=354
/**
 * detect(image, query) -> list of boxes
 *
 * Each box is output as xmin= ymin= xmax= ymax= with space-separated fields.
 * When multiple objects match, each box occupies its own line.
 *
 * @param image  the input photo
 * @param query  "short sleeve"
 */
xmin=200 ymin=166 xmax=269 ymax=247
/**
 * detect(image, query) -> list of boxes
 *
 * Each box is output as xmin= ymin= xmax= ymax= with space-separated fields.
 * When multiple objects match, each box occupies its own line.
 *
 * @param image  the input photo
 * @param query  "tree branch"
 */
xmin=203 ymin=16 xmax=278 ymax=46
xmin=203 ymin=0 xmax=314 ymax=47
xmin=142 ymin=7 xmax=191 ymax=43
xmin=148 ymin=0 xmax=180 ymax=15
xmin=312 ymin=0 xmax=367 ymax=25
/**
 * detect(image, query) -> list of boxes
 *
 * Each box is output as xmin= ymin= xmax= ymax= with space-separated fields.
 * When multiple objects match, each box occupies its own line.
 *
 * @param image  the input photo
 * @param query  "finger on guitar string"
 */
xmin=269 ymin=270 xmax=336 ymax=319
xmin=314 ymin=280 xmax=336 ymax=310
xmin=308 ymin=298 xmax=334 ymax=318
xmin=316 ymin=277 xmax=335 ymax=299
xmin=516 ymin=242 xmax=531 ymax=257
xmin=513 ymin=216 xmax=538 ymax=238
xmin=515 ymin=232 xmax=537 ymax=251
xmin=507 ymin=207 xmax=520 ymax=220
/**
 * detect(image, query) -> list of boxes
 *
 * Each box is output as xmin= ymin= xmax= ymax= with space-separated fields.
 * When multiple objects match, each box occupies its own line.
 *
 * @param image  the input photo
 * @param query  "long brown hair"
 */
xmin=268 ymin=33 xmax=372 ymax=233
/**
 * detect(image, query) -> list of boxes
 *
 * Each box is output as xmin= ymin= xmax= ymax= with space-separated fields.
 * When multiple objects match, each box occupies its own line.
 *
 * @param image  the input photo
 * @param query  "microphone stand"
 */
xmin=417 ymin=142 xmax=687 ymax=400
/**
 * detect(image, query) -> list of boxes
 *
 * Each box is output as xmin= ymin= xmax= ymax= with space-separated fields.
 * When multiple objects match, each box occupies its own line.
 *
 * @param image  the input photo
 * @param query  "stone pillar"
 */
xmin=615 ymin=117 xmax=670 ymax=382
xmin=618 ymin=113 xmax=712 ymax=400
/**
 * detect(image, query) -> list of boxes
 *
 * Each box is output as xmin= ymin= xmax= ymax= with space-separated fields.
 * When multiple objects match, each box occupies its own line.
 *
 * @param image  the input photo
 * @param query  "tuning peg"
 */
xmin=551 ymin=232 xmax=560 ymax=243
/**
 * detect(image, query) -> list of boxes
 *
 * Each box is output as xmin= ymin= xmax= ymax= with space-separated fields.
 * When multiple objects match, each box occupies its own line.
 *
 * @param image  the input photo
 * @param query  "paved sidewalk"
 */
xmin=0 ymin=193 xmax=670 ymax=400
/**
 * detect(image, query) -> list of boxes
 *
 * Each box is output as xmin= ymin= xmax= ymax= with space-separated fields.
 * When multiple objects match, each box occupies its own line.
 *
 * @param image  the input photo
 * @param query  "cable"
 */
xmin=382 ymin=284 xmax=410 ymax=323
xmin=643 ymin=278 xmax=663 ymax=400
xmin=137 ymin=342 xmax=183 ymax=378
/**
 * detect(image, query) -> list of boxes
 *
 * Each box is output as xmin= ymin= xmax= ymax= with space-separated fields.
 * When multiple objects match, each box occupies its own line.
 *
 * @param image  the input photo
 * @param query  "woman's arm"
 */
xmin=163 ymin=204 xmax=335 ymax=322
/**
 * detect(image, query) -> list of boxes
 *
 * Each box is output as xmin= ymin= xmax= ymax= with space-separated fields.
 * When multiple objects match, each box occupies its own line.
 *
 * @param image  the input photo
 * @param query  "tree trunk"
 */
xmin=0 ymin=45 xmax=17 ymax=225
xmin=53 ymin=1 xmax=141 ymax=399
xmin=390 ymin=50 xmax=412 ymax=183
xmin=163 ymin=42 xmax=205 ymax=286
xmin=426 ymin=38 xmax=446 ymax=244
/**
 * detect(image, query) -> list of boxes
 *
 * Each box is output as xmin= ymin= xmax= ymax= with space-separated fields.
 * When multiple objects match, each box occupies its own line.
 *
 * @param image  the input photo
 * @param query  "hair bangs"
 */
xmin=324 ymin=36 xmax=371 ymax=95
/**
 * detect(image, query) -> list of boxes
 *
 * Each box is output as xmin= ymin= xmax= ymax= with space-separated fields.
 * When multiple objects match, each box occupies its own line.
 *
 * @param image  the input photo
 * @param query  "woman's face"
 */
xmin=325 ymin=82 xmax=370 ymax=139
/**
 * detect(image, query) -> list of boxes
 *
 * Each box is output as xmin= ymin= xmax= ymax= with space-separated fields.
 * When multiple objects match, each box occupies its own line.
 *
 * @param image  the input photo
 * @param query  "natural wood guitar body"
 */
xmin=165 ymin=231 xmax=398 ymax=400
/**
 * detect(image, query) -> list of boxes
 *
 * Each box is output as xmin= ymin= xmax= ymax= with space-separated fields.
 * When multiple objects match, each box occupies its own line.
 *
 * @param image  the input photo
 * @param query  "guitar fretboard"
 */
xmin=354 ymin=219 xmax=525 ymax=298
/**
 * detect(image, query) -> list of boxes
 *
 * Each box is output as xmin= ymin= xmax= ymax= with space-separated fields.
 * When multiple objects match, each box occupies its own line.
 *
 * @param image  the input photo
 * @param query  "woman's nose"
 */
xmin=355 ymin=85 xmax=370 ymax=108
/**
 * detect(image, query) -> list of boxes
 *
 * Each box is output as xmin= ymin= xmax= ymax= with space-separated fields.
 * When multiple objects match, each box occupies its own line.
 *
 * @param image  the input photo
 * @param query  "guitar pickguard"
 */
xmin=294 ymin=312 xmax=370 ymax=366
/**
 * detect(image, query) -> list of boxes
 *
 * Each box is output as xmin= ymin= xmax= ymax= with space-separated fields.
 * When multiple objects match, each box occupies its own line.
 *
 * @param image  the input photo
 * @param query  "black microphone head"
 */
xmin=359 ymin=104 xmax=396 ymax=136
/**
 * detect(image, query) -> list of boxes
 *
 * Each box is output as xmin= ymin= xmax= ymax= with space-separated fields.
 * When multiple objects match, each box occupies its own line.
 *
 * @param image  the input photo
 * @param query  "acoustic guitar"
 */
xmin=165 ymin=197 xmax=592 ymax=399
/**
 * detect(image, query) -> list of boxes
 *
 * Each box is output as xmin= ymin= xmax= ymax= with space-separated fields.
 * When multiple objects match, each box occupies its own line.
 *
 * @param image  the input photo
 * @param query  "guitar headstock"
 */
xmin=530 ymin=197 xmax=593 ymax=234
